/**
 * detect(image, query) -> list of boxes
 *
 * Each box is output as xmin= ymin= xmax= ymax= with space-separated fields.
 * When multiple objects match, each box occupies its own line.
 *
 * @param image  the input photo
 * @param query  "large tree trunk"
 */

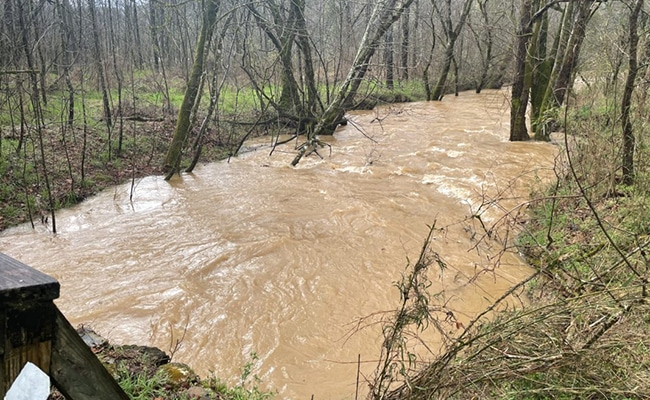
xmin=622 ymin=0 xmax=643 ymax=185
xmin=431 ymin=39 xmax=456 ymax=101
xmin=510 ymin=0 xmax=534 ymax=141
xmin=550 ymin=0 xmax=594 ymax=108
xmin=163 ymin=0 xmax=219 ymax=178
xmin=510 ymin=0 xmax=582 ymax=141
xmin=292 ymin=0 xmax=321 ymax=116
xmin=529 ymin=9 xmax=551 ymax=135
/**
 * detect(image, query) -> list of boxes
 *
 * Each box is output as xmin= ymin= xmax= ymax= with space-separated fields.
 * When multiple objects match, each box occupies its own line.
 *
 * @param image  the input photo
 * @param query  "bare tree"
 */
xmin=621 ymin=0 xmax=643 ymax=185
xmin=430 ymin=0 xmax=474 ymax=101
xmin=163 ymin=0 xmax=220 ymax=178
xmin=87 ymin=0 xmax=113 ymax=149
xmin=512 ymin=0 xmax=602 ymax=141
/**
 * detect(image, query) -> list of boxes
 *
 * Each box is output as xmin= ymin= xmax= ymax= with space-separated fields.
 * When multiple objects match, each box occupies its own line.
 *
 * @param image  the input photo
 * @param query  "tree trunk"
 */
xmin=130 ymin=0 xmax=144 ymax=70
xmin=87 ymin=0 xmax=112 ymax=137
xmin=385 ymin=25 xmax=395 ymax=90
xmin=163 ymin=0 xmax=220 ymax=177
xmin=551 ymin=0 xmax=594 ymax=108
xmin=246 ymin=1 xmax=302 ymax=115
xmin=529 ymin=9 xmax=550 ymax=135
xmin=472 ymin=0 xmax=494 ymax=93
xmin=290 ymin=0 xmax=416 ymax=167
xmin=431 ymin=40 xmax=455 ymax=101
xmin=341 ymin=0 xmax=417 ymax=109
xmin=430 ymin=0 xmax=474 ymax=101
xmin=107 ymin=0 xmax=124 ymax=156
xmin=400 ymin=8 xmax=410 ymax=82
xmin=510 ymin=0 xmax=534 ymax=141
xmin=292 ymin=0 xmax=321 ymax=116
xmin=542 ymin=2 xmax=573 ymax=108
xmin=622 ymin=0 xmax=643 ymax=185
xmin=17 ymin=0 xmax=56 ymax=232
xmin=149 ymin=0 xmax=160 ymax=72
xmin=55 ymin=0 xmax=75 ymax=126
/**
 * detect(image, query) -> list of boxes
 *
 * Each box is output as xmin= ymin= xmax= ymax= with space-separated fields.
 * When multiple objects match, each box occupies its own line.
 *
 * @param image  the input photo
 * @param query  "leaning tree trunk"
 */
xmin=163 ymin=0 xmax=219 ymax=178
xmin=341 ymin=0 xmax=417 ymax=110
xmin=431 ymin=39 xmax=456 ymax=101
xmin=290 ymin=0 xmax=415 ymax=166
xmin=622 ymin=0 xmax=643 ymax=185
xmin=541 ymin=2 xmax=573 ymax=110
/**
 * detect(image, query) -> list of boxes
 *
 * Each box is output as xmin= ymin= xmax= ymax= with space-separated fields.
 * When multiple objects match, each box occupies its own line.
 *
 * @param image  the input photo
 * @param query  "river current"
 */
xmin=0 ymin=90 xmax=556 ymax=398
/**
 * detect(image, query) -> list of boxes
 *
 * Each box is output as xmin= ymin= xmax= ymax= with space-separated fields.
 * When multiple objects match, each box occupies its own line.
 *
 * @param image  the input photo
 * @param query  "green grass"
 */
xmin=117 ymin=364 xmax=169 ymax=400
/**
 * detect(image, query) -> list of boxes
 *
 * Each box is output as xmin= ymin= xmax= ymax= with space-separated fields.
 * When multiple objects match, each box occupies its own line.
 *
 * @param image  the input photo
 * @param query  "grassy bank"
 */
xmin=0 ymin=72 xmax=266 ymax=231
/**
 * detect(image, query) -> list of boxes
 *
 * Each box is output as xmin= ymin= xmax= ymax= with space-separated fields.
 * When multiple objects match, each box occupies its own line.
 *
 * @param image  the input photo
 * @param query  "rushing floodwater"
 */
xmin=0 ymin=90 xmax=556 ymax=399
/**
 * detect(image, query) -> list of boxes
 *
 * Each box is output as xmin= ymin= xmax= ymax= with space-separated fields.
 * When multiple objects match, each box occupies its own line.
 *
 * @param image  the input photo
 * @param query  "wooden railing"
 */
xmin=0 ymin=252 xmax=129 ymax=399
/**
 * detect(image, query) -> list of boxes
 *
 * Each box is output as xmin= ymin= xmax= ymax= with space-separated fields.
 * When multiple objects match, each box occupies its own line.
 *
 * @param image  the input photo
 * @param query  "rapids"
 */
xmin=0 ymin=90 xmax=557 ymax=398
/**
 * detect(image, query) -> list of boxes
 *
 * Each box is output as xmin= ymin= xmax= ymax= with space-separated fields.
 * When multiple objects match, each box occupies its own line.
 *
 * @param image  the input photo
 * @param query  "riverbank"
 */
xmin=45 ymin=326 xmax=273 ymax=400
xmin=0 ymin=80 xmax=428 ymax=233
xmin=0 ymin=110 xmax=257 ymax=232
xmin=376 ymin=96 xmax=650 ymax=399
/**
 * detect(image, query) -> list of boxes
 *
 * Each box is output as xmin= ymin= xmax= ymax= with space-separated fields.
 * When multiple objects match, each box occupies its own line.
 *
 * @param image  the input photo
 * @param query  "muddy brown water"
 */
xmin=0 ymin=90 xmax=557 ymax=399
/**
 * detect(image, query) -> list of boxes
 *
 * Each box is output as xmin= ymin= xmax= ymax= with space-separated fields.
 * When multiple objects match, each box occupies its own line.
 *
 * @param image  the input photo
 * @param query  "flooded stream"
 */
xmin=0 ymin=90 xmax=557 ymax=399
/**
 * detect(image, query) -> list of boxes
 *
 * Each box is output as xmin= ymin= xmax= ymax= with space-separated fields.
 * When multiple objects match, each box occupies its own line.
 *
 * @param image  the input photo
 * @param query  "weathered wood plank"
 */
xmin=4 ymin=341 xmax=51 ymax=393
xmin=0 ymin=253 xmax=59 ymax=304
xmin=2 ymin=301 xmax=56 ymax=393
xmin=50 ymin=306 xmax=129 ymax=400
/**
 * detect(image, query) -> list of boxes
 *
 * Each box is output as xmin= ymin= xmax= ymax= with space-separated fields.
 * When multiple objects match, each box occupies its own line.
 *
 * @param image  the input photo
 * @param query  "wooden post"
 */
xmin=0 ymin=253 xmax=128 ymax=399
xmin=0 ymin=252 xmax=59 ymax=395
